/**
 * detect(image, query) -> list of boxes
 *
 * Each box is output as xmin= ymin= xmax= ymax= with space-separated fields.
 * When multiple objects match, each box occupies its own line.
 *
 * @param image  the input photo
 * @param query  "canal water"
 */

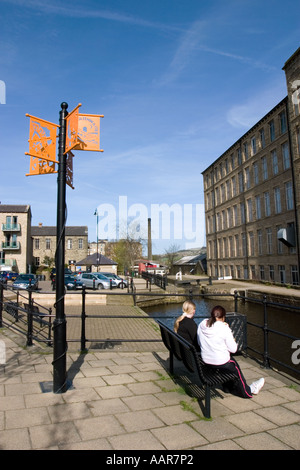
xmin=143 ymin=297 xmax=300 ymax=380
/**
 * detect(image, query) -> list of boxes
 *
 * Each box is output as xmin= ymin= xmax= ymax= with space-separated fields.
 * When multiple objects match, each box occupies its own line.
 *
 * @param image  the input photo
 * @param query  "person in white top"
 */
xmin=197 ymin=305 xmax=264 ymax=398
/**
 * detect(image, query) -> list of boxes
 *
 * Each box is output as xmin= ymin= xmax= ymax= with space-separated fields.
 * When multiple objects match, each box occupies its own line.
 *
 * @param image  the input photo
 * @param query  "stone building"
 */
xmin=31 ymin=224 xmax=88 ymax=270
xmin=202 ymin=48 xmax=300 ymax=285
xmin=0 ymin=204 xmax=32 ymax=273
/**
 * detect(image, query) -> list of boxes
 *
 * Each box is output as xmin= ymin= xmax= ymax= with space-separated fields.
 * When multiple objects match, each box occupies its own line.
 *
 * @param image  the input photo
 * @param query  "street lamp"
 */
xmin=94 ymin=209 xmax=99 ymax=271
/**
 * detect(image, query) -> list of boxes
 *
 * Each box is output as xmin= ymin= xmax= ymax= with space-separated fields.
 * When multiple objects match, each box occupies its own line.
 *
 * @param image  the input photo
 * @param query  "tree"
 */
xmin=164 ymin=244 xmax=181 ymax=269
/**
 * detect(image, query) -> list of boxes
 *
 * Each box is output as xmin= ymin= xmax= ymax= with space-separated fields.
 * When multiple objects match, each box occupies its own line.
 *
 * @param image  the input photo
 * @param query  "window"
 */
xmin=78 ymin=238 xmax=83 ymax=249
xmin=34 ymin=238 xmax=40 ymax=250
xmin=221 ymin=183 xmax=225 ymax=202
xmin=226 ymin=180 xmax=230 ymax=199
xmin=266 ymin=228 xmax=272 ymax=254
xmin=217 ymin=213 xmax=221 ymax=231
xmin=235 ymin=234 xmax=239 ymax=257
xmin=223 ymin=237 xmax=228 ymax=257
xmin=262 ymin=156 xmax=268 ymax=180
xmin=243 ymin=142 xmax=249 ymax=160
xmin=260 ymin=265 xmax=265 ymax=280
xmin=269 ymin=120 xmax=275 ymax=142
xmin=238 ymin=171 xmax=244 ymax=193
xmin=227 ymin=207 xmax=232 ymax=228
xmin=279 ymin=265 xmax=286 ymax=284
xmin=291 ymin=265 xmax=299 ymax=286
xmin=244 ymin=167 xmax=251 ymax=189
xmin=257 ymin=229 xmax=263 ymax=255
xmin=246 ymin=198 xmax=253 ymax=222
xmin=67 ymin=239 xmax=73 ymax=249
xmin=35 ymin=257 xmax=40 ymax=266
xmin=231 ymin=176 xmax=236 ymax=196
xmin=279 ymin=111 xmax=287 ymax=133
xmin=225 ymin=158 xmax=229 ymax=174
xmin=237 ymin=148 xmax=242 ymax=165
xmin=229 ymin=236 xmax=234 ymax=257
xmin=233 ymin=205 xmax=238 ymax=226
xmin=285 ymin=181 xmax=294 ymax=210
xmin=249 ymin=231 xmax=254 ymax=256
xmin=269 ymin=265 xmax=275 ymax=282
xmin=251 ymin=137 xmax=256 ymax=156
xmin=259 ymin=128 xmax=265 ymax=149
xmin=264 ymin=192 xmax=271 ymax=216
xmin=242 ymin=232 xmax=247 ymax=256
xmin=231 ymin=154 xmax=235 ymax=170
xmin=240 ymin=203 xmax=245 ymax=224
xmin=255 ymin=195 xmax=261 ymax=219
xmin=274 ymin=187 xmax=281 ymax=214
xmin=282 ymin=142 xmax=290 ymax=170
xmin=271 ymin=149 xmax=278 ymax=175
xmin=46 ymin=238 xmax=51 ymax=250
xmin=222 ymin=210 xmax=226 ymax=229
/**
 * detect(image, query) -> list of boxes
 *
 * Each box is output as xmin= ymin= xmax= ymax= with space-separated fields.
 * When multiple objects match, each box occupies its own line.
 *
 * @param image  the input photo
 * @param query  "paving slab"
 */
xmin=0 ymin=321 xmax=299 ymax=451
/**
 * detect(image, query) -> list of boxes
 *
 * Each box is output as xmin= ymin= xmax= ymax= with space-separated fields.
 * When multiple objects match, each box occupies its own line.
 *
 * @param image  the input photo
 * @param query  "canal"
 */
xmin=143 ymin=296 xmax=300 ymax=381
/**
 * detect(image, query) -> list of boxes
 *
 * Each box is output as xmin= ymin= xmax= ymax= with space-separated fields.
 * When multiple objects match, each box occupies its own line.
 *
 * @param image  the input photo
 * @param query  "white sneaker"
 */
xmin=250 ymin=378 xmax=265 ymax=395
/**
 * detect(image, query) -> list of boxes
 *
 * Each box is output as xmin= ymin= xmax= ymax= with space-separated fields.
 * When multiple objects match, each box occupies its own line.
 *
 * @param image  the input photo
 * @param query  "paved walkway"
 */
xmin=0 ymin=324 xmax=299 ymax=450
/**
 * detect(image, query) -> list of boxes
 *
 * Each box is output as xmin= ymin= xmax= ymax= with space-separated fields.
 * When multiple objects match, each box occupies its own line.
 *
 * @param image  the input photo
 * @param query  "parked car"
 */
xmin=101 ymin=272 xmax=128 ymax=288
xmin=64 ymin=275 xmax=83 ymax=290
xmin=77 ymin=272 xmax=116 ymax=290
xmin=7 ymin=272 xmax=18 ymax=281
xmin=13 ymin=274 xmax=39 ymax=290
xmin=50 ymin=268 xmax=73 ymax=281
xmin=0 ymin=271 xmax=8 ymax=284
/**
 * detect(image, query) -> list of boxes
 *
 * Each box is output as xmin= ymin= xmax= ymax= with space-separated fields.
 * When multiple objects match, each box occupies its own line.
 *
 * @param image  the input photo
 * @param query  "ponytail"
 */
xmin=174 ymin=300 xmax=196 ymax=332
xmin=207 ymin=305 xmax=226 ymax=327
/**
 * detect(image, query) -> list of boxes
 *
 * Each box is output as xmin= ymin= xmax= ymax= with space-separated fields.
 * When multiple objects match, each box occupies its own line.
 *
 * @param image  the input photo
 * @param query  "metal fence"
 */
xmin=0 ymin=281 xmax=299 ymax=379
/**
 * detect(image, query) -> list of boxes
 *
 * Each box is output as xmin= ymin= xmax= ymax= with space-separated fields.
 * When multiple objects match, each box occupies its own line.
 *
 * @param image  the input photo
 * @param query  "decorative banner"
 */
xmin=26 ymin=156 xmax=57 ymax=176
xmin=65 ymin=103 xmax=82 ymax=153
xmin=75 ymin=113 xmax=104 ymax=152
xmin=66 ymin=151 xmax=74 ymax=189
xmin=25 ymin=114 xmax=59 ymax=163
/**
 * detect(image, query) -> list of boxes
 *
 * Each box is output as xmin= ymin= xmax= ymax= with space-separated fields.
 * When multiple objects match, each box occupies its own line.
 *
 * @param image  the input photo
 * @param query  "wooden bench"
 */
xmin=156 ymin=320 xmax=238 ymax=419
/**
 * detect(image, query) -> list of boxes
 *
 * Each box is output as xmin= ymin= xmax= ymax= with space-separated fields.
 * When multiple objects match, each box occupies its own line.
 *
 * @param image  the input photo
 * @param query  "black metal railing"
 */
xmin=0 ymin=281 xmax=299 ymax=378
xmin=141 ymin=271 xmax=168 ymax=290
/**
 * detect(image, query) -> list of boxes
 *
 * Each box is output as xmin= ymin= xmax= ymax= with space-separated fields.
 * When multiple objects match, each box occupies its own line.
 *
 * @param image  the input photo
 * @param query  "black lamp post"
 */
xmin=53 ymin=102 xmax=68 ymax=393
xmin=94 ymin=208 xmax=99 ymax=271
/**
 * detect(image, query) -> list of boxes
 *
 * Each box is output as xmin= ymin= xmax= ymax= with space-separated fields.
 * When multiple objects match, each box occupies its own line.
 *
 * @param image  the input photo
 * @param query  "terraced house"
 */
xmin=202 ymin=47 xmax=300 ymax=285
xmin=0 ymin=204 xmax=32 ymax=273
xmin=0 ymin=204 xmax=88 ymax=273
xmin=31 ymin=224 xmax=88 ymax=269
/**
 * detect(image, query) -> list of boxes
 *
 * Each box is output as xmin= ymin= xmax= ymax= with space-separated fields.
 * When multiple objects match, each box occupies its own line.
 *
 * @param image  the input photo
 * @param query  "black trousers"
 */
xmin=208 ymin=357 xmax=253 ymax=399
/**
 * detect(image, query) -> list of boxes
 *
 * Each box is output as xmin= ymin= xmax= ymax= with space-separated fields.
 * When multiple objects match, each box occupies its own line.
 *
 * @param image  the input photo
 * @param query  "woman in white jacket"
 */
xmin=197 ymin=305 xmax=264 ymax=398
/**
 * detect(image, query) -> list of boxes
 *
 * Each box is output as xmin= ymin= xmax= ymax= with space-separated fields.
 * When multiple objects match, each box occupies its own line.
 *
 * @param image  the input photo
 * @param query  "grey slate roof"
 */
xmin=0 ymin=204 xmax=31 ymax=213
xmin=76 ymin=253 xmax=117 ymax=266
xmin=31 ymin=226 xmax=88 ymax=236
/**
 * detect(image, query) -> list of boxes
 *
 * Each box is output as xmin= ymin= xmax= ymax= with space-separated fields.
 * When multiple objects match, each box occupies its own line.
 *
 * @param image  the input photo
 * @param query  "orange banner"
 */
xmin=25 ymin=114 xmax=59 ymax=163
xmin=74 ymin=113 xmax=104 ymax=152
xmin=26 ymin=156 xmax=57 ymax=176
xmin=65 ymin=103 xmax=82 ymax=153
xmin=66 ymin=151 xmax=74 ymax=189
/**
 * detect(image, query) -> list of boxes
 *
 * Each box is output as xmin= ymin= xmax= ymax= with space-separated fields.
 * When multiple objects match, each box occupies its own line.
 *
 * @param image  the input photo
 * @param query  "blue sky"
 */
xmin=0 ymin=0 xmax=299 ymax=255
